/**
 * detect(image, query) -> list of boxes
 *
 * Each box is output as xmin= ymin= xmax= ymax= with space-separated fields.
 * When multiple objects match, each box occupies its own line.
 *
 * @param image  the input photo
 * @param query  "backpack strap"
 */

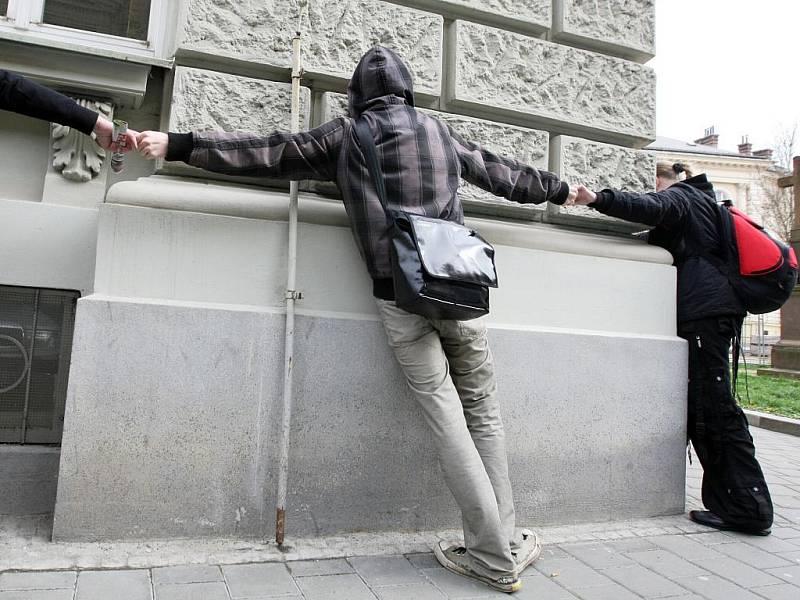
xmin=354 ymin=118 xmax=393 ymax=226
xmin=732 ymin=319 xmax=741 ymax=392
xmin=714 ymin=200 xmax=737 ymax=264
xmin=712 ymin=204 xmax=747 ymax=395
xmin=689 ymin=200 xmax=738 ymax=281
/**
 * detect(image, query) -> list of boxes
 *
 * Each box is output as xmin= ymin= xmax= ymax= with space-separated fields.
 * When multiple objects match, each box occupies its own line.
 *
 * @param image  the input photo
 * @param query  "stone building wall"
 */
xmin=170 ymin=0 xmax=657 ymax=224
xmin=51 ymin=1 xmax=690 ymax=542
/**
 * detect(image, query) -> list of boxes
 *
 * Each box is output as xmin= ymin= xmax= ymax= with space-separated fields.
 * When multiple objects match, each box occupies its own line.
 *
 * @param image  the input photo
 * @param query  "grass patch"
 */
xmin=735 ymin=365 xmax=800 ymax=419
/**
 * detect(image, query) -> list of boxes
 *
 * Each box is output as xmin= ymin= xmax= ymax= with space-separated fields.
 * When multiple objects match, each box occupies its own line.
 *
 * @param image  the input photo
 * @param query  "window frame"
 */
xmin=0 ymin=0 xmax=172 ymax=63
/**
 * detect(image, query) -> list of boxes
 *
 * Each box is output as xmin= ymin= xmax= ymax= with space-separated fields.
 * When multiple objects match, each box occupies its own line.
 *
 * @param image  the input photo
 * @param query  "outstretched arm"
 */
xmin=574 ymin=185 xmax=689 ymax=228
xmin=0 ymin=69 xmax=136 ymax=151
xmin=448 ymin=125 xmax=575 ymax=205
xmin=137 ymin=118 xmax=347 ymax=182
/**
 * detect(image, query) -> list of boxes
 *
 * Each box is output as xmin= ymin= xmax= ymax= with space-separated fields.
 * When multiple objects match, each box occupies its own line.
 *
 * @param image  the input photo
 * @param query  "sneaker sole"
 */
xmin=434 ymin=542 xmax=522 ymax=594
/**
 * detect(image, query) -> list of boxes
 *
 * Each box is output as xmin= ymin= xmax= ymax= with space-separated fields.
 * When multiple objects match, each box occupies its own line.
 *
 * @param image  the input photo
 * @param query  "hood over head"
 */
xmin=347 ymin=46 xmax=415 ymax=117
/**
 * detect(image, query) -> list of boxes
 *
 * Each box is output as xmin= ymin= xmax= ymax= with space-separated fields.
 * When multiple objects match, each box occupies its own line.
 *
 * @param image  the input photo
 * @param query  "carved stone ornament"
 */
xmin=51 ymin=98 xmax=112 ymax=182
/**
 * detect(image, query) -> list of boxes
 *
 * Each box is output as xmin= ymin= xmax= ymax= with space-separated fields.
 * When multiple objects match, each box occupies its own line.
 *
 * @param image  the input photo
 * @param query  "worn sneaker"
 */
xmin=434 ymin=541 xmax=522 ymax=593
xmin=512 ymin=528 xmax=542 ymax=575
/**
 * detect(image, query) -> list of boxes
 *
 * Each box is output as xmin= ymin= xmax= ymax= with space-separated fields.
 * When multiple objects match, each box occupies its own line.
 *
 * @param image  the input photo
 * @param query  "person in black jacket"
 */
xmin=0 ymin=69 xmax=137 ymax=151
xmin=573 ymin=162 xmax=773 ymax=536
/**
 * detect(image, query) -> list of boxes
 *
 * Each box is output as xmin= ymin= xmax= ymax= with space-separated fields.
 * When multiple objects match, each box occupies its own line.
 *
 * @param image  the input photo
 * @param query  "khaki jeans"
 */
xmin=376 ymin=299 xmax=517 ymax=577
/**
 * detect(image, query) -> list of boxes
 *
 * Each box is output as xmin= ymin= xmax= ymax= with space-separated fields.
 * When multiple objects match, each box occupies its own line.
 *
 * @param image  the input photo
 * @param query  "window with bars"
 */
xmin=0 ymin=285 xmax=79 ymax=445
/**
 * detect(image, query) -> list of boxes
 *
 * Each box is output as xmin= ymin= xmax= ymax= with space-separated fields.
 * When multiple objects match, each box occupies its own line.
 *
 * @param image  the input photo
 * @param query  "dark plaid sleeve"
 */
xmin=447 ymin=125 xmax=568 ymax=205
xmin=169 ymin=118 xmax=347 ymax=182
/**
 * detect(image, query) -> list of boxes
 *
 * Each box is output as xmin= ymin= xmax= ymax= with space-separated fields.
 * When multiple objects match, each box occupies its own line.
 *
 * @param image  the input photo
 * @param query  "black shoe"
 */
xmin=689 ymin=510 xmax=771 ymax=536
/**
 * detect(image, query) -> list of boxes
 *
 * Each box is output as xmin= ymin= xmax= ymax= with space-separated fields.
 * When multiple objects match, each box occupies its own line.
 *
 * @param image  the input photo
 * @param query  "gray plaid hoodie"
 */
xmin=166 ymin=46 xmax=569 ymax=297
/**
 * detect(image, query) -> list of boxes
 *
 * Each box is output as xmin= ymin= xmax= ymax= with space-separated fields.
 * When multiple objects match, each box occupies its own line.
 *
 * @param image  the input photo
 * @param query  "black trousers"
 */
xmin=678 ymin=316 xmax=773 ymax=530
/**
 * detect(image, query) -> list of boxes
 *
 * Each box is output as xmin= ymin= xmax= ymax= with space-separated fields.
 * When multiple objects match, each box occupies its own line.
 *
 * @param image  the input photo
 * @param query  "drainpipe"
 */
xmin=275 ymin=30 xmax=303 ymax=547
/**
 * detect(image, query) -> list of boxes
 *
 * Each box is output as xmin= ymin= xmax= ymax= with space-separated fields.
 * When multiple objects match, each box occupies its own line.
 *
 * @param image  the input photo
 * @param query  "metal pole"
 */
xmin=275 ymin=30 xmax=303 ymax=547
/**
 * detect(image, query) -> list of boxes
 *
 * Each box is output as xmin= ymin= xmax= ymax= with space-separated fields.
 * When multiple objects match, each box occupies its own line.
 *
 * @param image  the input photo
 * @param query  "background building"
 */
xmin=0 ymin=1 xmax=689 ymax=542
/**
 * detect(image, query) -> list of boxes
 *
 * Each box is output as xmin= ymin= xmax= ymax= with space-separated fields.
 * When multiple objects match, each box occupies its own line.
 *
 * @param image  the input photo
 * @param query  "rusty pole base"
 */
xmin=276 ymin=507 xmax=286 ymax=546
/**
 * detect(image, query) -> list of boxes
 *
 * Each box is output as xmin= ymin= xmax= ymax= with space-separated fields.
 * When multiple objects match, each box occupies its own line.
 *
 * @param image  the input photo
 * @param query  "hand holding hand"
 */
xmin=93 ymin=116 xmax=138 ymax=152
xmin=136 ymin=131 xmax=170 ymax=160
xmin=574 ymin=185 xmax=597 ymax=206
xmin=564 ymin=184 xmax=578 ymax=206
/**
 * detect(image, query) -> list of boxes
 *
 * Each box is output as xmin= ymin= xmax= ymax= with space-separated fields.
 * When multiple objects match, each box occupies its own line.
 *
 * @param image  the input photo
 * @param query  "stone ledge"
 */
xmin=106 ymin=175 xmax=672 ymax=266
xmin=447 ymin=20 xmax=656 ymax=146
xmin=744 ymin=409 xmax=800 ymax=437
xmin=553 ymin=0 xmax=655 ymax=63
xmin=758 ymin=366 xmax=800 ymax=380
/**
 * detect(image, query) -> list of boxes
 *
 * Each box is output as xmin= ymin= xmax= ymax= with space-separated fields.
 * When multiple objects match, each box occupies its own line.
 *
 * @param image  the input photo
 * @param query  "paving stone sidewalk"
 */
xmin=1 ymin=427 xmax=799 ymax=600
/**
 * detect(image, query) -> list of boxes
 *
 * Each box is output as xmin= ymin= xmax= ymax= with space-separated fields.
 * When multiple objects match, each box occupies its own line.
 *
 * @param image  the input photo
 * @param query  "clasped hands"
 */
xmin=91 ymin=116 xmax=168 ymax=160
xmin=566 ymin=185 xmax=597 ymax=206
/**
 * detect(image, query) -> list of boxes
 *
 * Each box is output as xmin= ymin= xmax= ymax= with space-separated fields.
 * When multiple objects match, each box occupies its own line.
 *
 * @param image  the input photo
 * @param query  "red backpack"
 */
xmin=718 ymin=200 xmax=797 ymax=314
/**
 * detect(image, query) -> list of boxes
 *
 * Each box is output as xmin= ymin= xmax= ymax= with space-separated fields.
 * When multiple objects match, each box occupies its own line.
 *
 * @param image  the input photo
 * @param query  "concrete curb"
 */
xmin=744 ymin=409 xmax=800 ymax=437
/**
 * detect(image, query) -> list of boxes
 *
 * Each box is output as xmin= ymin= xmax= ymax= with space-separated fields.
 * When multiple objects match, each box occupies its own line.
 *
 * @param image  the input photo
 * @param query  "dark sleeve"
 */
xmin=0 ymin=70 xmax=99 ymax=135
xmin=165 ymin=118 xmax=347 ymax=182
xmin=447 ymin=125 xmax=569 ymax=205
xmin=590 ymin=187 xmax=690 ymax=228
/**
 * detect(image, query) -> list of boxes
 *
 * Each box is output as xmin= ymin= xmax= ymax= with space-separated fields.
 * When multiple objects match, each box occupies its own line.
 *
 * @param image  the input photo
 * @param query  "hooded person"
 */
xmin=137 ymin=46 xmax=574 ymax=593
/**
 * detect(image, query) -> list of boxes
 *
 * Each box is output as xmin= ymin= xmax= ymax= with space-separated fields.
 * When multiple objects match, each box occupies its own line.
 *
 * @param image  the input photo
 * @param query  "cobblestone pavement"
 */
xmin=1 ymin=427 xmax=799 ymax=600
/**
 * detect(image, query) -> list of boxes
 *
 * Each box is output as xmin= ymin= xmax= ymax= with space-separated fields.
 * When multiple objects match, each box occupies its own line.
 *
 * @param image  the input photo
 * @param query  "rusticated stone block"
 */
xmin=169 ymin=67 xmax=310 ymax=133
xmin=181 ymin=0 xmax=443 ymax=96
xmin=394 ymin=0 xmax=550 ymax=30
xmin=551 ymin=135 xmax=656 ymax=221
xmin=450 ymin=21 xmax=656 ymax=144
xmin=180 ymin=0 xmax=290 ymax=65
xmin=554 ymin=0 xmax=655 ymax=61
xmin=320 ymin=92 xmax=549 ymax=208
xmin=435 ymin=114 xmax=549 ymax=207
xmin=320 ymin=92 xmax=350 ymax=122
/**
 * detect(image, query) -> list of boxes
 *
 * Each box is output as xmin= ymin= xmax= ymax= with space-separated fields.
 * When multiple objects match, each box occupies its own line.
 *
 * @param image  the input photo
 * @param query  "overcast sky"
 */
xmin=649 ymin=0 xmax=799 ymax=155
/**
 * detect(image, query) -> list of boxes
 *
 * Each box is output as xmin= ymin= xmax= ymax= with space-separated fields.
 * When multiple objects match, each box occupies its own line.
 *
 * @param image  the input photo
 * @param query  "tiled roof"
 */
xmin=646 ymin=136 xmax=767 ymax=160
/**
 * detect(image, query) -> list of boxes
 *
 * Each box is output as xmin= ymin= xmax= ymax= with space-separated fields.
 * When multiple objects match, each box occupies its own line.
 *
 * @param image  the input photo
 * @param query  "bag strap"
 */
xmin=731 ymin=316 xmax=743 ymax=395
xmin=715 ymin=200 xmax=734 ymax=264
xmin=354 ymin=118 xmax=393 ymax=225
xmin=692 ymin=200 xmax=736 ymax=281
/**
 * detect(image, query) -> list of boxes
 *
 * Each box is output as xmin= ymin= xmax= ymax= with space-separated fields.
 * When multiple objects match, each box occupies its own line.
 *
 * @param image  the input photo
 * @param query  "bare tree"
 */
xmin=774 ymin=123 xmax=798 ymax=170
xmin=761 ymin=177 xmax=793 ymax=242
xmin=759 ymin=123 xmax=797 ymax=242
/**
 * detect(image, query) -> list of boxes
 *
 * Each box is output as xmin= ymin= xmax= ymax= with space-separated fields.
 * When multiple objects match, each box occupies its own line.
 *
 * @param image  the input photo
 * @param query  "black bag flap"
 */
xmin=401 ymin=212 xmax=498 ymax=288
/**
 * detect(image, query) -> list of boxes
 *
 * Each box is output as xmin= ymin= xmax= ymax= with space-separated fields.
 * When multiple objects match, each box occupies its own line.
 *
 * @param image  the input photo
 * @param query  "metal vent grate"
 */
xmin=0 ymin=285 xmax=79 ymax=444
